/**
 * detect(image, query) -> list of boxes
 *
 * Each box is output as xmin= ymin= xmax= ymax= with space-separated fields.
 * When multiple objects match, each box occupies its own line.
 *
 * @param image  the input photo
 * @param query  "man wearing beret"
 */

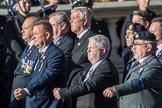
xmin=120 ymin=0 xmax=157 ymax=50
xmin=103 ymin=31 xmax=162 ymax=108
xmin=122 ymin=23 xmax=148 ymax=81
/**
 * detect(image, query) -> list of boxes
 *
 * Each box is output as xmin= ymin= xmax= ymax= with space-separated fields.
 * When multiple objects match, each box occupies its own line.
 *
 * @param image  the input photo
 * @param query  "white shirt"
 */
xmin=28 ymin=40 xmax=34 ymax=50
xmin=84 ymin=57 xmax=106 ymax=82
xmin=139 ymin=56 xmax=148 ymax=64
xmin=77 ymin=26 xmax=91 ymax=39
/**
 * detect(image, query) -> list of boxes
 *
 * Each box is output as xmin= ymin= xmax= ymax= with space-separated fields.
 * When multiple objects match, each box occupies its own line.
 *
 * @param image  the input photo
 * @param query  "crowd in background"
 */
xmin=0 ymin=0 xmax=162 ymax=108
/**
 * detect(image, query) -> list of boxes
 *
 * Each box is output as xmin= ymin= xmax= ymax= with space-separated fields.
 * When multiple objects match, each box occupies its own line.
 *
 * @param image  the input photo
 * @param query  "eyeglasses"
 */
xmin=51 ymin=22 xmax=62 ymax=27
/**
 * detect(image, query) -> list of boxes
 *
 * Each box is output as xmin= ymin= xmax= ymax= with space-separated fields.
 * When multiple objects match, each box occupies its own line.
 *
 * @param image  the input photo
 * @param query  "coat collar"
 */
xmin=125 ymin=54 xmax=155 ymax=81
xmin=72 ymin=30 xmax=91 ymax=53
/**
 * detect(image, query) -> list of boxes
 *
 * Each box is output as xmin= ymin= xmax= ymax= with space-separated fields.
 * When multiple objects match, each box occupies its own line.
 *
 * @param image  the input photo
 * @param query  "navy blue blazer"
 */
xmin=11 ymin=45 xmax=38 ymax=107
xmin=12 ymin=45 xmax=38 ymax=89
xmin=26 ymin=42 xmax=66 ymax=108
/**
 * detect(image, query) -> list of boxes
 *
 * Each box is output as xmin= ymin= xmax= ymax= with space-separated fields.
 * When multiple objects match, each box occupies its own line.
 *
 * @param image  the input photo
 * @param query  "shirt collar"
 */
xmin=77 ymin=26 xmax=91 ymax=39
xmin=39 ymin=44 xmax=50 ymax=53
xmin=91 ymin=57 xmax=106 ymax=70
xmin=138 ymin=56 xmax=148 ymax=64
xmin=28 ymin=40 xmax=34 ymax=49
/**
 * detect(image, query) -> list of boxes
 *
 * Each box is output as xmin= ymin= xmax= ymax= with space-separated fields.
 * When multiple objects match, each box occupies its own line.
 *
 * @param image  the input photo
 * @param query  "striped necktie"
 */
xmin=84 ymin=68 xmax=93 ymax=82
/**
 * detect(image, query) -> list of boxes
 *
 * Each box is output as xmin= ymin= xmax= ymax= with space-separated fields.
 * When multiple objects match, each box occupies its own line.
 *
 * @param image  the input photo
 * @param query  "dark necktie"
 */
xmin=75 ymin=37 xmax=79 ymax=43
xmin=126 ymin=58 xmax=136 ymax=71
xmin=25 ymin=45 xmax=30 ymax=53
xmin=130 ymin=61 xmax=139 ymax=69
xmin=34 ymin=52 xmax=43 ymax=71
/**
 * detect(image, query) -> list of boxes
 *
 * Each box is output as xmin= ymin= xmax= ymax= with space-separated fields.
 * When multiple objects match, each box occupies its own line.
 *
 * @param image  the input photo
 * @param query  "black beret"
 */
xmin=134 ymin=31 xmax=156 ymax=41
xmin=72 ymin=0 xmax=93 ymax=8
xmin=127 ymin=23 xmax=148 ymax=33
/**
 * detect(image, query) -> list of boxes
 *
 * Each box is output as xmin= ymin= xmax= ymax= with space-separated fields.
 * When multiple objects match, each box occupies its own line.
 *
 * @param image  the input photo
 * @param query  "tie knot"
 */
xmin=130 ymin=61 xmax=139 ymax=69
xmin=75 ymin=37 xmax=79 ymax=42
xmin=89 ymin=68 xmax=93 ymax=73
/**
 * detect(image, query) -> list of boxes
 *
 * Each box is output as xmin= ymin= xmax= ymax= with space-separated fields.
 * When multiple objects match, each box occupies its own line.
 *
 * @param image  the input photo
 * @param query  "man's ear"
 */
xmin=45 ymin=32 xmax=50 ymax=39
xmin=83 ymin=18 xmax=88 ymax=26
xmin=144 ymin=21 xmax=150 ymax=29
xmin=101 ymin=48 xmax=107 ymax=54
xmin=61 ymin=22 xmax=66 ymax=30
xmin=146 ymin=44 xmax=152 ymax=52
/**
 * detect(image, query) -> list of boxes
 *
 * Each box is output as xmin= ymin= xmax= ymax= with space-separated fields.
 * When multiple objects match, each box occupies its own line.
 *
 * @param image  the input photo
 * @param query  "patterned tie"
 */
xmin=84 ymin=68 xmax=93 ymax=82
xmin=34 ymin=52 xmax=43 ymax=71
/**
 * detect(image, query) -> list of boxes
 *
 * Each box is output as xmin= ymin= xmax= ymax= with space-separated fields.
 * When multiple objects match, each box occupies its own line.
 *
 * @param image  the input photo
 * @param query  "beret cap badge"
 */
xmin=128 ymin=24 xmax=133 ymax=31
xmin=135 ymin=33 xmax=139 ymax=39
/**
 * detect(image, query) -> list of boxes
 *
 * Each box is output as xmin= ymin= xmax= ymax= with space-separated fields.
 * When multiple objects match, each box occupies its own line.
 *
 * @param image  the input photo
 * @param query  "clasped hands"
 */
xmin=53 ymin=88 xmax=63 ymax=100
xmin=14 ymin=88 xmax=27 ymax=101
xmin=103 ymin=86 xmax=117 ymax=98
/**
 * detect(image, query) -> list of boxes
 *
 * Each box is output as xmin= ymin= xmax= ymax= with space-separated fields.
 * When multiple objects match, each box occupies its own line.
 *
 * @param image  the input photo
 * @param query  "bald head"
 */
xmin=21 ymin=16 xmax=39 ymax=43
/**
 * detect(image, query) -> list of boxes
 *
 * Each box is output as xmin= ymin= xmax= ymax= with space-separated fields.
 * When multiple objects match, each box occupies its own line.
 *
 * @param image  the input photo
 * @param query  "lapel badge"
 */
xmin=135 ymin=34 xmax=139 ymax=39
xmin=41 ymin=55 xmax=46 ymax=62
xmin=137 ymin=68 xmax=143 ymax=74
xmin=78 ymin=42 xmax=81 ymax=46
xmin=56 ymin=41 xmax=61 ymax=46
xmin=128 ymin=24 xmax=133 ymax=31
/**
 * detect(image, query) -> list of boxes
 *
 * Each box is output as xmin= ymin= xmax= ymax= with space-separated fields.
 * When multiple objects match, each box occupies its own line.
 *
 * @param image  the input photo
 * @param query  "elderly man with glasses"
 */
xmin=103 ymin=31 xmax=162 ymax=108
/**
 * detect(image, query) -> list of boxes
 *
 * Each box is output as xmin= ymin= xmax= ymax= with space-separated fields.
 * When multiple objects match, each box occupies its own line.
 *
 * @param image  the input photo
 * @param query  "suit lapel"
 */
xmin=34 ymin=42 xmax=53 ymax=72
xmin=80 ymin=60 xmax=106 ymax=82
xmin=21 ymin=45 xmax=29 ymax=58
xmin=80 ymin=67 xmax=91 ymax=83
xmin=125 ymin=55 xmax=155 ymax=81
xmin=55 ymin=35 xmax=66 ymax=47
xmin=72 ymin=30 xmax=91 ymax=53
